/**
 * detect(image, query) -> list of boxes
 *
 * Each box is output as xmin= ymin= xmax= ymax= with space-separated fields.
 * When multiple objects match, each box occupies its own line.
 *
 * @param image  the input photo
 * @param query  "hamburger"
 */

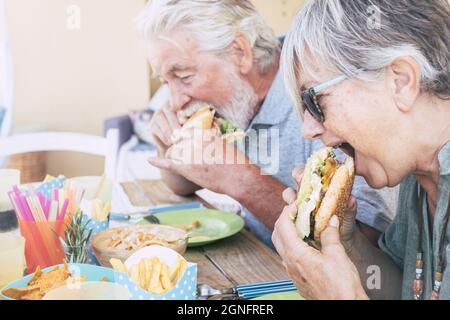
xmin=180 ymin=105 xmax=245 ymax=142
xmin=293 ymin=147 xmax=355 ymax=243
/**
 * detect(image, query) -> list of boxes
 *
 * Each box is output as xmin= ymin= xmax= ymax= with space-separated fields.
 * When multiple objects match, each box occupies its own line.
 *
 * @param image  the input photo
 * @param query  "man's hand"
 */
xmin=148 ymin=128 xmax=249 ymax=195
xmin=272 ymin=204 xmax=368 ymax=300
xmin=282 ymin=166 xmax=358 ymax=249
xmin=149 ymin=102 xmax=181 ymax=152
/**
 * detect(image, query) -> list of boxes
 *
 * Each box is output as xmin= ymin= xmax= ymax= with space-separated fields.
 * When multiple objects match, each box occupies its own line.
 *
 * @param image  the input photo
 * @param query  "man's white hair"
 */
xmin=136 ymin=0 xmax=281 ymax=74
xmin=282 ymin=0 xmax=450 ymax=111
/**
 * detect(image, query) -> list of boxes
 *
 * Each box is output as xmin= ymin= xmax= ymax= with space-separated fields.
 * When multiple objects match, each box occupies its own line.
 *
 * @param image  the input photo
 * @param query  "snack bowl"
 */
xmin=113 ymin=245 xmax=197 ymax=300
xmin=0 ymin=263 xmax=119 ymax=300
xmin=42 ymin=281 xmax=129 ymax=300
xmin=91 ymin=224 xmax=188 ymax=268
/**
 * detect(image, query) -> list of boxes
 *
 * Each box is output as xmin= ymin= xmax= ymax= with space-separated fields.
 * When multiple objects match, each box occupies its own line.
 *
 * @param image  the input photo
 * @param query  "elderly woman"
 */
xmin=273 ymin=0 xmax=450 ymax=300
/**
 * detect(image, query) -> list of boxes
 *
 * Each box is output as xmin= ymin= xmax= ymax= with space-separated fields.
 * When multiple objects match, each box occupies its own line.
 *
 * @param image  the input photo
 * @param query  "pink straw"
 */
xmin=13 ymin=186 xmax=33 ymax=221
xmin=58 ymin=199 xmax=69 ymax=221
xmin=37 ymin=192 xmax=48 ymax=219
xmin=45 ymin=198 xmax=51 ymax=219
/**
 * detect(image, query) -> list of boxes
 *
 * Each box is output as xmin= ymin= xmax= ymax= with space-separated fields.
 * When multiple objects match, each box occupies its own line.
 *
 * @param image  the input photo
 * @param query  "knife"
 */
xmin=109 ymin=201 xmax=203 ymax=222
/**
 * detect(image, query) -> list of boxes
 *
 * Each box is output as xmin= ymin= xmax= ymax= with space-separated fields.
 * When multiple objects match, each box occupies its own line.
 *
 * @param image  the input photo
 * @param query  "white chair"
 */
xmin=0 ymin=129 xmax=119 ymax=180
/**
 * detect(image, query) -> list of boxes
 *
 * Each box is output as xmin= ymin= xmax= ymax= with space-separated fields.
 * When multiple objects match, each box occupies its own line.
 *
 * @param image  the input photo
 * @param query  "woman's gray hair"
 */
xmin=136 ymin=0 xmax=281 ymax=74
xmin=282 ymin=0 xmax=450 ymax=110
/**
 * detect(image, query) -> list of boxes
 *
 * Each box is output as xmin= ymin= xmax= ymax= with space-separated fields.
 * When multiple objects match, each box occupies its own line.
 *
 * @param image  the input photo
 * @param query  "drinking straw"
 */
xmin=68 ymin=187 xmax=74 ymax=214
xmin=62 ymin=185 xmax=68 ymax=212
xmin=27 ymin=185 xmax=45 ymax=221
xmin=59 ymin=199 xmax=69 ymax=221
xmin=30 ymin=194 xmax=44 ymax=221
xmin=37 ymin=192 xmax=49 ymax=220
xmin=80 ymin=189 xmax=85 ymax=203
xmin=13 ymin=186 xmax=33 ymax=221
xmin=9 ymin=185 xmax=65 ymax=270
xmin=45 ymin=197 xmax=51 ymax=219
xmin=20 ymin=195 xmax=33 ymax=221
xmin=37 ymin=192 xmax=45 ymax=209
xmin=49 ymin=200 xmax=58 ymax=221
xmin=22 ymin=195 xmax=35 ymax=221
xmin=25 ymin=197 xmax=39 ymax=222
xmin=58 ymin=190 xmax=64 ymax=214
xmin=18 ymin=219 xmax=50 ymax=271
xmin=40 ymin=192 xmax=50 ymax=218
xmin=35 ymin=221 xmax=60 ymax=265
xmin=28 ymin=194 xmax=46 ymax=222
xmin=94 ymin=174 xmax=105 ymax=199
xmin=8 ymin=191 xmax=24 ymax=220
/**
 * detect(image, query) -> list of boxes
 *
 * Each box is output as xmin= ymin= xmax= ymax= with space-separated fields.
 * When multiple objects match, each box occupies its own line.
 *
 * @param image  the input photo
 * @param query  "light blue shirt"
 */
xmin=238 ymin=71 xmax=393 ymax=249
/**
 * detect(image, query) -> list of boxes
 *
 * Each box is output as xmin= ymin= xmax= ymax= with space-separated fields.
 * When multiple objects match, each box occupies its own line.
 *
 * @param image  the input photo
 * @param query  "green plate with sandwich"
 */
xmin=138 ymin=208 xmax=245 ymax=247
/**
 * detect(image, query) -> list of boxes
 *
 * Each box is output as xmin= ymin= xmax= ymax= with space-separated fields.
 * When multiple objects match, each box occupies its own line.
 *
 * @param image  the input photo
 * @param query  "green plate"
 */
xmin=138 ymin=208 xmax=245 ymax=247
xmin=252 ymin=291 xmax=305 ymax=300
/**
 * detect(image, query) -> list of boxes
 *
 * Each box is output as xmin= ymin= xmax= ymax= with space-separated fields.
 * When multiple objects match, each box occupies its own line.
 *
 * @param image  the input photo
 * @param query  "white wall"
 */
xmin=5 ymin=0 xmax=304 ymax=178
xmin=252 ymin=0 xmax=304 ymax=35
xmin=5 ymin=0 xmax=150 ymax=177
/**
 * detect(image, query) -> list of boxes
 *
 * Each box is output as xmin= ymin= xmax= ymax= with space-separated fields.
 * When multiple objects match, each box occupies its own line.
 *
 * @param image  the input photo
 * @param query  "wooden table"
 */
xmin=121 ymin=180 xmax=289 ymax=289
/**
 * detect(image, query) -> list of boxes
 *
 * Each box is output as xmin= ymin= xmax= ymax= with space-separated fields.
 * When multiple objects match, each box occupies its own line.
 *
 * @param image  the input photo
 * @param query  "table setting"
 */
xmin=0 ymin=170 xmax=301 ymax=300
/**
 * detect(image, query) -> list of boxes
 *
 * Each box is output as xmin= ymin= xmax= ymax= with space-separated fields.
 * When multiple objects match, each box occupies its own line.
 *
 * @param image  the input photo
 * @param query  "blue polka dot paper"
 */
xmin=36 ymin=176 xmax=66 ymax=199
xmin=114 ymin=264 xmax=198 ymax=300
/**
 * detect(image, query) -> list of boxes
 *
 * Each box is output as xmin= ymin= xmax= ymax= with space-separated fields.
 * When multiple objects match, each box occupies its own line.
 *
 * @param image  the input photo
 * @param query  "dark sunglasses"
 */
xmin=300 ymin=74 xmax=349 ymax=123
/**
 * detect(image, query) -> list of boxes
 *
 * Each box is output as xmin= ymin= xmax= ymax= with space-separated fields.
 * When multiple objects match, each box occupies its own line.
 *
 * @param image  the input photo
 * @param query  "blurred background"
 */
xmin=1 ymin=0 xmax=305 ymax=181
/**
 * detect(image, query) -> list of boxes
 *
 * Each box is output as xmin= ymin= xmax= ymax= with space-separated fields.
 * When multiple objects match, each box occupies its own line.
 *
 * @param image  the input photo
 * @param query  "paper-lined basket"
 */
xmin=114 ymin=245 xmax=197 ymax=300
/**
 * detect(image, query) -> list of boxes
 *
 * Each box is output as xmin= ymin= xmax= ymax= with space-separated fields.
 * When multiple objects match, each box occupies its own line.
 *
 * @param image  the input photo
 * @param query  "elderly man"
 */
xmin=138 ymin=0 xmax=392 ymax=248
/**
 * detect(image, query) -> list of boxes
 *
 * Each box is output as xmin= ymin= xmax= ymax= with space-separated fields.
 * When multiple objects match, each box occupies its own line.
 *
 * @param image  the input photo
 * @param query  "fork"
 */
xmin=197 ymin=280 xmax=297 ymax=300
xmin=109 ymin=212 xmax=160 ymax=224
xmin=197 ymin=284 xmax=237 ymax=300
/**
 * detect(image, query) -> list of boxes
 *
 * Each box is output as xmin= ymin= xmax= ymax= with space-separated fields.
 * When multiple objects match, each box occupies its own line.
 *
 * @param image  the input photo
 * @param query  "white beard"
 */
xmin=218 ymin=71 xmax=259 ymax=130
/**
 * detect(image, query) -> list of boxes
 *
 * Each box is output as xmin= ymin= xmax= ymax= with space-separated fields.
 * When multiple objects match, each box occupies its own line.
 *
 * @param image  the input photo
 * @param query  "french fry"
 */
xmin=176 ymin=259 xmax=187 ymax=283
xmin=130 ymin=264 xmax=139 ymax=284
xmin=138 ymin=259 xmax=147 ymax=288
xmin=160 ymin=263 xmax=172 ymax=291
xmin=144 ymin=258 xmax=153 ymax=289
xmin=94 ymin=200 xmax=102 ymax=221
xmin=150 ymin=285 xmax=166 ymax=294
xmin=110 ymin=258 xmax=128 ymax=273
xmin=169 ymin=257 xmax=181 ymax=283
xmin=100 ymin=202 xmax=111 ymax=221
xmin=148 ymin=258 xmax=162 ymax=291
xmin=112 ymin=255 xmax=185 ymax=295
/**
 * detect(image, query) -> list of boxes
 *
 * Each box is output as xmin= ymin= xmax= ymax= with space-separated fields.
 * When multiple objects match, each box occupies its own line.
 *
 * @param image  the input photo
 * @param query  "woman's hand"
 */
xmin=272 ymin=203 xmax=368 ymax=300
xmin=283 ymin=166 xmax=358 ymax=249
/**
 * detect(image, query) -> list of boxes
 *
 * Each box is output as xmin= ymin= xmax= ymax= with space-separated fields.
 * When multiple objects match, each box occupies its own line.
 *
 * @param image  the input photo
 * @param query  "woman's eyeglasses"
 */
xmin=301 ymin=70 xmax=364 ymax=123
